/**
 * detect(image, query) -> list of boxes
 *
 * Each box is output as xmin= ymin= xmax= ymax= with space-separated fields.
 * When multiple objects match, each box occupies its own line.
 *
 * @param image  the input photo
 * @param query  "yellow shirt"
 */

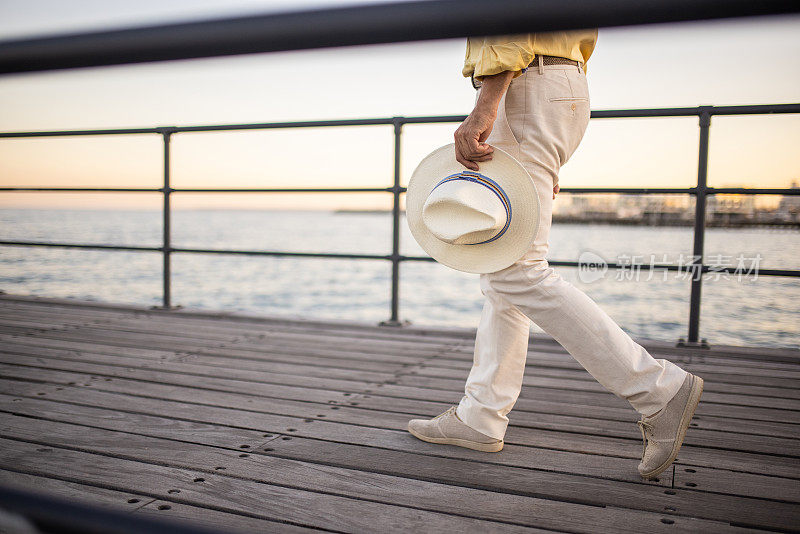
xmin=463 ymin=30 xmax=598 ymax=80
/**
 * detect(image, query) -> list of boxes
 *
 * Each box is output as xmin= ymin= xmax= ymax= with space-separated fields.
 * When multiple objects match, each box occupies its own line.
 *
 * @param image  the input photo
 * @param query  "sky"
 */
xmin=0 ymin=0 xmax=798 ymax=211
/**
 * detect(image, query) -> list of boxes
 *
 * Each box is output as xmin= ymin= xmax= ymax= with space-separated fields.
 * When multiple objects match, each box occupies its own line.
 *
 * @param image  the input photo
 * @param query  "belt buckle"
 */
xmin=471 ymin=73 xmax=481 ymax=90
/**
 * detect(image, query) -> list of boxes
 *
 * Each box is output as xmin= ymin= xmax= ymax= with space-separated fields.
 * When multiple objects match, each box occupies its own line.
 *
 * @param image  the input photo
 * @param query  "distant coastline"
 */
xmin=334 ymin=209 xmax=800 ymax=228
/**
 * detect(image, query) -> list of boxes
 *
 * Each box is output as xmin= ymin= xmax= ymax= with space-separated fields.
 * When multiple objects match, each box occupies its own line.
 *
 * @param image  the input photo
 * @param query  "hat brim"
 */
xmin=406 ymin=143 xmax=540 ymax=274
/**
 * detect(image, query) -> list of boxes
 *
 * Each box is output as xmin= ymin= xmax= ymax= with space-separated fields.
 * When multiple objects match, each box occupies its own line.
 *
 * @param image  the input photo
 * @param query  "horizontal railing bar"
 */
xmin=0 ymin=187 xmax=162 ymax=192
xmin=2 ymin=0 xmax=797 ymax=75
xmin=706 ymin=187 xmax=800 ymax=195
xmin=172 ymin=187 xmax=398 ymax=193
xmin=7 ymin=186 xmax=800 ymax=195
xmin=0 ymin=187 xmax=401 ymax=193
xmin=590 ymin=103 xmax=800 ymax=119
xmin=0 ymin=128 xmax=160 ymax=138
xmin=4 ymin=240 xmax=797 ymax=277
xmin=0 ymin=240 xmax=161 ymax=252
xmin=560 ymin=187 xmax=800 ymax=195
xmin=176 ymin=118 xmax=397 ymax=133
xmin=561 ymin=187 xmax=695 ymax=194
xmin=0 ymin=120 xmax=395 ymax=138
xmin=694 ymin=103 xmax=800 ymax=116
xmin=172 ymin=248 xmax=388 ymax=260
xmin=1 ymin=104 xmax=798 ymax=139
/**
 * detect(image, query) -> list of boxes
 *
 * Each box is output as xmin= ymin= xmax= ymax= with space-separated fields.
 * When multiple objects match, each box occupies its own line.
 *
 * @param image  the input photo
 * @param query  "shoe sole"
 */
xmin=407 ymin=426 xmax=504 ymax=452
xmin=640 ymin=375 xmax=704 ymax=480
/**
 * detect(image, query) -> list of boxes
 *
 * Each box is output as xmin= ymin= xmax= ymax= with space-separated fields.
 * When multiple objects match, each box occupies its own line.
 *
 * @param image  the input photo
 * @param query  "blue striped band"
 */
xmin=430 ymin=171 xmax=512 ymax=245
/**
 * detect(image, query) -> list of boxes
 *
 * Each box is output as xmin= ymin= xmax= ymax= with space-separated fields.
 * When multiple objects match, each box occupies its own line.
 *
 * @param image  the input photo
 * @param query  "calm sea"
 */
xmin=1 ymin=209 xmax=798 ymax=349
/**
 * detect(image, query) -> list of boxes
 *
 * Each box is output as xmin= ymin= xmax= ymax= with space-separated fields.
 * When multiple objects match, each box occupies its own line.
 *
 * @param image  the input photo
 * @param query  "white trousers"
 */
xmin=455 ymin=62 xmax=688 ymax=440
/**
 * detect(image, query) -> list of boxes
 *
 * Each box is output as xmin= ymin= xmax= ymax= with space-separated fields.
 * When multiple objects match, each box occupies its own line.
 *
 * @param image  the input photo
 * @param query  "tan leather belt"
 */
xmin=530 ymin=54 xmax=581 ymax=67
xmin=471 ymin=55 xmax=582 ymax=89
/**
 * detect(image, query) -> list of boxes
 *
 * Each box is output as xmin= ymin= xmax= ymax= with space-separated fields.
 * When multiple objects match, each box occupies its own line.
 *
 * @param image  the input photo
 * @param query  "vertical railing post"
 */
xmin=683 ymin=107 xmax=711 ymax=347
xmin=382 ymin=117 xmax=404 ymax=326
xmin=159 ymin=128 xmax=174 ymax=309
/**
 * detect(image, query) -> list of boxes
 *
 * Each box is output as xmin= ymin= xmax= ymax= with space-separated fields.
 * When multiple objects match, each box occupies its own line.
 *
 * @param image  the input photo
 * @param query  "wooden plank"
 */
xmin=3 ymin=300 xmax=796 ymax=378
xmin=0 ymin=386 xmax=284 ymax=450
xmin=8 ymin=311 xmax=461 ymax=354
xmin=83 ymin=316 xmax=463 ymax=352
xmin=7 ymin=326 xmax=797 ymax=412
xmin=416 ymin=359 xmax=800 ymax=390
xmin=1 ymin=356 xmax=797 ymax=475
xmin=3 ymin=298 xmax=800 ymax=531
xmin=1 ymin=396 xmax=795 ymax=531
xmin=257 ymin=435 xmax=800 ymax=532
xmin=0 ymin=299 xmax=469 ymax=346
xmin=0 ymin=349 xmax=800 ymax=436
xmin=0 ymin=317 xmax=94 ymax=331
xmin=0 ymin=437 xmax=553 ymax=534
xmin=21 ymin=328 xmax=451 ymax=361
xmin=0 ymin=302 xmax=140 ymax=321
xmin=134 ymin=500 xmax=318 ymax=534
xmin=0 ymin=472 xmax=292 ymax=534
xmin=0 ymin=326 xmax=448 ymax=363
xmin=0 ymin=335 xmax=182 ymax=360
xmin=2 ymin=337 xmax=797 ymax=422
xmin=0 ymin=362 xmax=359 ymax=411
xmin=0 ymin=358 xmax=792 ymax=462
xmin=2 ymin=337 xmax=793 ymax=429
xmin=0 ymin=384 xmax=670 ymax=486
xmin=0 ymin=347 xmax=397 ymax=386
xmin=0 ymin=469 xmax=153 ymax=512
xmin=4 ymin=335 xmax=797 ymax=419
xmin=63 ymin=340 xmax=800 ymax=435
xmin=2 ymin=351 xmax=796 ymax=460
xmin=359 ymin=379 xmax=800 ymax=425
xmin=3 ymin=296 xmax=797 ymax=364
xmin=392 ymin=373 xmax=800 ymax=411
xmin=429 ymin=349 xmax=800 ymax=381
xmin=361 ymin=388 xmax=800 ymax=440
xmin=0 ymin=413 xmax=744 ymax=534
xmin=0 ymin=332 xmax=430 ymax=368
xmin=0 ymin=341 xmax=410 ymax=374
xmin=3 ymin=375 xmax=798 ymax=497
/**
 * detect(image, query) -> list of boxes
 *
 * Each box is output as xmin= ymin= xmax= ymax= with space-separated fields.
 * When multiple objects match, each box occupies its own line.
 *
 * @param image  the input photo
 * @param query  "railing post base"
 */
xmin=379 ymin=319 xmax=410 ymax=327
xmin=149 ymin=304 xmax=183 ymax=311
xmin=676 ymin=337 xmax=710 ymax=349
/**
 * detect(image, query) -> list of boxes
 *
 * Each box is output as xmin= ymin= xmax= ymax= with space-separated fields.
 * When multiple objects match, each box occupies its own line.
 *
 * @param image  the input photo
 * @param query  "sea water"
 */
xmin=1 ymin=208 xmax=798 ymax=349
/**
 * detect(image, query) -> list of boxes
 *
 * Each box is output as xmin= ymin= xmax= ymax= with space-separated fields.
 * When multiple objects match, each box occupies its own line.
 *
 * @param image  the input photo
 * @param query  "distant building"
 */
xmin=553 ymin=181 xmax=798 ymax=227
xmin=706 ymin=193 xmax=756 ymax=225
xmin=776 ymin=181 xmax=800 ymax=223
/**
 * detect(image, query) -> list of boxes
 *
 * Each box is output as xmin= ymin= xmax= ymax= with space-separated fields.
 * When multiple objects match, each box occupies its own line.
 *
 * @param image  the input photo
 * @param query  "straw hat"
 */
xmin=406 ymin=143 xmax=540 ymax=274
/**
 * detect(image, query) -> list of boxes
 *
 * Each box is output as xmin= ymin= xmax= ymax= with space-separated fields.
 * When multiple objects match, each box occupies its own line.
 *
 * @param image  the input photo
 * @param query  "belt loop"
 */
xmin=537 ymin=54 xmax=544 ymax=75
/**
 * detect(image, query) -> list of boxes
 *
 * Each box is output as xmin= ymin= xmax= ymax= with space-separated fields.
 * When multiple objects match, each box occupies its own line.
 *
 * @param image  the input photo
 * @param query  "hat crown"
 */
xmin=421 ymin=173 xmax=510 ymax=246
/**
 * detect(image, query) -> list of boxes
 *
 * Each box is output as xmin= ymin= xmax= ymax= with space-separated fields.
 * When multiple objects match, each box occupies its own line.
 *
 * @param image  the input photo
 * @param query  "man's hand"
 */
xmin=454 ymin=111 xmax=495 ymax=171
xmin=454 ymin=70 xmax=514 ymax=171
xmin=553 ymin=184 xmax=560 ymax=199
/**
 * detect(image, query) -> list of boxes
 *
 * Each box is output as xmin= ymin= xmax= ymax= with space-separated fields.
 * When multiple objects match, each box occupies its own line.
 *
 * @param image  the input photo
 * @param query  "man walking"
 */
xmin=407 ymin=32 xmax=704 ymax=479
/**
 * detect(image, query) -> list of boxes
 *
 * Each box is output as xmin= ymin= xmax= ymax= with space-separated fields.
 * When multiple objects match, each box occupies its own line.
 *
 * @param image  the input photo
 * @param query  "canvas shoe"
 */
xmin=637 ymin=373 xmax=704 ymax=479
xmin=408 ymin=406 xmax=504 ymax=452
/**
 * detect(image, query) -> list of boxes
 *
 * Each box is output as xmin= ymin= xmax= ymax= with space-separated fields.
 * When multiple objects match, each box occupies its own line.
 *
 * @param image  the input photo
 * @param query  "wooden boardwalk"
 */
xmin=0 ymin=294 xmax=798 ymax=533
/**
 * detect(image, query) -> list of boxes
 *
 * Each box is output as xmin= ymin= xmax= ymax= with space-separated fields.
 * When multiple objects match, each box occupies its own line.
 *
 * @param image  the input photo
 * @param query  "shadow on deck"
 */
xmin=0 ymin=294 xmax=798 ymax=533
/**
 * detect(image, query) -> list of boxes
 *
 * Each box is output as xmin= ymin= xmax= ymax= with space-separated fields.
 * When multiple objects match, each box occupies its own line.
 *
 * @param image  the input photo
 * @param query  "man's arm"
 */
xmin=454 ymin=70 xmax=513 ymax=171
xmin=454 ymin=70 xmax=560 ymax=199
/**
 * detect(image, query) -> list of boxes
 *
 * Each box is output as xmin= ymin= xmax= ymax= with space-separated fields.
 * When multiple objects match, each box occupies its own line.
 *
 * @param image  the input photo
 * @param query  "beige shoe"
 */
xmin=637 ymin=373 xmax=704 ymax=479
xmin=408 ymin=406 xmax=504 ymax=452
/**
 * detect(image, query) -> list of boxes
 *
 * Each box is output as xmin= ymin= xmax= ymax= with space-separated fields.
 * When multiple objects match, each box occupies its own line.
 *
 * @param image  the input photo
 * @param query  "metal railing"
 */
xmin=1 ymin=0 xmax=798 ymax=74
xmin=1 ymin=103 xmax=799 ymax=345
